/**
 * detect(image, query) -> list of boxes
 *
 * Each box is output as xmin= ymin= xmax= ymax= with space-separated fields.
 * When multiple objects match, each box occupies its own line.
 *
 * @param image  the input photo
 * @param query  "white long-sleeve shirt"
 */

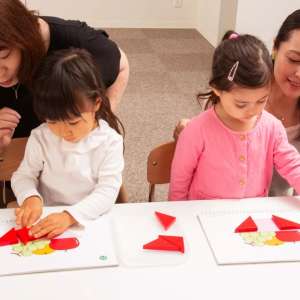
xmin=11 ymin=120 xmax=124 ymax=225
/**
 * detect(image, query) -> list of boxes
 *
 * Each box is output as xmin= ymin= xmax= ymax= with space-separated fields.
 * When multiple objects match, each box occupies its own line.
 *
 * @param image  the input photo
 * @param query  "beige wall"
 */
xmin=27 ymin=0 xmax=197 ymax=28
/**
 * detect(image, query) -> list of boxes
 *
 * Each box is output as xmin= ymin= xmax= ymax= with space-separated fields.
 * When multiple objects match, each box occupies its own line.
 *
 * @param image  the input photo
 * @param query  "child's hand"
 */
xmin=30 ymin=212 xmax=77 ymax=239
xmin=15 ymin=196 xmax=43 ymax=227
xmin=173 ymin=118 xmax=190 ymax=140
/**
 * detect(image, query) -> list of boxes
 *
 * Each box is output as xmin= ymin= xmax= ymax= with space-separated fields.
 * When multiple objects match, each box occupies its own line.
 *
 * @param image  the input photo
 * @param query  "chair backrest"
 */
xmin=147 ymin=141 xmax=176 ymax=202
xmin=0 ymin=137 xmax=28 ymax=181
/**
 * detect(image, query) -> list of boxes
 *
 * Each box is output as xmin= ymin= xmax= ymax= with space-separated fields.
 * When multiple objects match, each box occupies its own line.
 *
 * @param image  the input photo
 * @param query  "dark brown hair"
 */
xmin=198 ymin=31 xmax=273 ymax=109
xmin=33 ymin=48 xmax=124 ymax=136
xmin=0 ymin=0 xmax=46 ymax=85
xmin=274 ymin=9 xmax=300 ymax=50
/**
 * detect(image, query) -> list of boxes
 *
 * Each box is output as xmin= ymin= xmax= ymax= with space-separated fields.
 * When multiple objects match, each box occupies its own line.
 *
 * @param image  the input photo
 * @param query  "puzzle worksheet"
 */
xmin=0 ymin=209 xmax=118 ymax=276
xmin=198 ymin=211 xmax=300 ymax=265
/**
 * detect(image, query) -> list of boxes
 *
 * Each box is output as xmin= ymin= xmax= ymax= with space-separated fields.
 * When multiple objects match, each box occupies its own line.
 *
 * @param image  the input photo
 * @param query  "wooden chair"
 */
xmin=147 ymin=141 xmax=176 ymax=202
xmin=0 ymin=137 xmax=28 ymax=207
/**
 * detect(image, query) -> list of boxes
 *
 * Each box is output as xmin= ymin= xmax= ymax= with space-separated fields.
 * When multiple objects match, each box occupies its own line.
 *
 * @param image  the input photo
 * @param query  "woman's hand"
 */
xmin=15 ymin=196 xmax=43 ymax=228
xmin=0 ymin=107 xmax=21 ymax=149
xmin=30 ymin=212 xmax=77 ymax=239
xmin=173 ymin=118 xmax=190 ymax=140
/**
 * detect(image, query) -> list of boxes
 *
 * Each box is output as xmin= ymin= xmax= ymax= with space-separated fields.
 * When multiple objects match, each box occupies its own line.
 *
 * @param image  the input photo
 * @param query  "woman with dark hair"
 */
xmin=0 ymin=0 xmax=129 ymax=149
xmin=11 ymin=48 xmax=124 ymax=238
xmin=266 ymin=10 xmax=300 ymax=196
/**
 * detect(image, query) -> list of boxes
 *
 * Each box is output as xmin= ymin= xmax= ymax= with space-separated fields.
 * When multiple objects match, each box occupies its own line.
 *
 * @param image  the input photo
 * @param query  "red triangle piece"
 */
xmin=143 ymin=236 xmax=179 ymax=252
xmin=0 ymin=228 xmax=19 ymax=246
xmin=49 ymin=238 xmax=80 ymax=250
xmin=16 ymin=227 xmax=37 ymax=245
xmin=272 ymin=215 xmax=300 ymax=230
xmin=159 ymin=235 xmax=185 ymax=253
xmin=276 ymin=231 xmax=300 ymax=242
xmin=155 ymin=211 xmax=176 ymax=230
xmin=235 ymin=216 xmax=257 ymax=233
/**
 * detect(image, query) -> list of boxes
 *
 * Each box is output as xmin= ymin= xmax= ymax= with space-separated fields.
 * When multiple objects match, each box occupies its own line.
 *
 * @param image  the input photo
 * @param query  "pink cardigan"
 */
xmin=169 ymin=107 xmax=300 ymax=200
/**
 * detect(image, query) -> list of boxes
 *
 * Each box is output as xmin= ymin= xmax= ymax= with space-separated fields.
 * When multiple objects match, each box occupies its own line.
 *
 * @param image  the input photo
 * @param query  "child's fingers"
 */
xmin=15 ymin=207 xmax=21 ymax=216
xmin=27 ymin=211 xmax=41 ymax=228
xmin=47 ymin=228 xmax=61 ymax=239
xmin=30 ymin=217 xmax=51 ymax=236
xmin=21 ymin=209 xmax=33 ymax=227
xmin=15 ymin=209 xmax=24 ymax=226
xmin=33 ymin=224 xmax=56 ymax=239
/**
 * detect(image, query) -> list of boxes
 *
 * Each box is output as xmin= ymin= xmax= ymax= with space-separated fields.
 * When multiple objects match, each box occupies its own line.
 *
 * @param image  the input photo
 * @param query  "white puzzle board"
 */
xmin=113 ymin=209 xmax=188 ymax=267
xmin=0 ymin=209 xmax=118 ymax=276
xmin=198 ymin=211 xmax=300 ymax=265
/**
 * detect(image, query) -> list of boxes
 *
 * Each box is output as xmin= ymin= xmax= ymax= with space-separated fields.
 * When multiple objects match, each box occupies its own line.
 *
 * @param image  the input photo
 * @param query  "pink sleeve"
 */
xmin=168 ymin=120 xmax=204 ymax=200
xmin=273 ymin=124 xmax=300 ymax=194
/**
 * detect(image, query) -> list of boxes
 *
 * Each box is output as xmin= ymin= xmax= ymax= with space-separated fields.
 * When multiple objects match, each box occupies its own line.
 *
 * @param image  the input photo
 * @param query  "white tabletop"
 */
xmin=1 ymin=196 xmax=300 ymax=300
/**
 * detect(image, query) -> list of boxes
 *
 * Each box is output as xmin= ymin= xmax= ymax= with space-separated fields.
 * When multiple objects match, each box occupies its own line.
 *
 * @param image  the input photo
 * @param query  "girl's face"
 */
xmin=215 ymin=85 xmax=270 ymax=124
xmin=46 ymin=99 xmax=101 ymax=143
xmin=273 ymin=29 xmax=300 ymax=99
xmin=0 ymin=47 xmax=21 ymax=87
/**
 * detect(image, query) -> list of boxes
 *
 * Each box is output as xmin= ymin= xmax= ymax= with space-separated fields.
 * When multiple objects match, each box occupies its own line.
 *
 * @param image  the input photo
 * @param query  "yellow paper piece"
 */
xmin=33 ymin=244 xmax=55 ymax=255
xmin=264 ymin=236 xmax=284 ymax=246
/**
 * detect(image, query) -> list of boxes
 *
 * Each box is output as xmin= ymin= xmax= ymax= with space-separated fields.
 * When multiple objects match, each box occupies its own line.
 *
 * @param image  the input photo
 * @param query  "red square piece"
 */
xmin=235 ymin=216 xmax=257 ymax=233
xmin=143 ymin=235 xmax=184 ymax=253
xmin=143 ymin=236 xmax=179 ymax=252
xmin=0 ymin=228 xmax=18 ymax=246
xmin=159 ymin=235 xmax=185 ymax=253
xmin=155 ymin=211 xmax=176 ymax=230
xmin=272 ymin=215 xmax=300 ymax=230
xmin=276 ymin=231 xmax=300 ymax=242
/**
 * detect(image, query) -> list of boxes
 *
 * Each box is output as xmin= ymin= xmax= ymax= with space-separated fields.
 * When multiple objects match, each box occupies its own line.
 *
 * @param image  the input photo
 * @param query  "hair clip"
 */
xmin=229 ymin=33 xmax=239 ymax=40
xmin=227 ymin=61 xmax=239 ymax=81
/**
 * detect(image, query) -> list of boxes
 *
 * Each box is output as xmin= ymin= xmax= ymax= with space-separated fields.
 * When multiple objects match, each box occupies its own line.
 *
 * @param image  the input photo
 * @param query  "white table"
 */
xmin=1 ymin=196 xmax=300 ymax=300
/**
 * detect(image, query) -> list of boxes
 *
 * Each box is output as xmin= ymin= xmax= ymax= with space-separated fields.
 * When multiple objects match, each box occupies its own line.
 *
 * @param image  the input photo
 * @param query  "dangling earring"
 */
xmin=272 ymin=50 xmax=276 ymax=61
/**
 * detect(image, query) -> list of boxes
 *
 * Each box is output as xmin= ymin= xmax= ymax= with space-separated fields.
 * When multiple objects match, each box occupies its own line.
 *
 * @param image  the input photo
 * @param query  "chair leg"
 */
xmin=116 ymin=184 xmax=128 ymax=203
xmin=148 ymin=184 xmax=155 ymax=202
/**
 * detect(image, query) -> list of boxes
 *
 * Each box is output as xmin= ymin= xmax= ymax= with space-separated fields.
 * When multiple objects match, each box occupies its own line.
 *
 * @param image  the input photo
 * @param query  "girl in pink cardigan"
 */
xmin=169 ymin=31 xmax=300 ymax=201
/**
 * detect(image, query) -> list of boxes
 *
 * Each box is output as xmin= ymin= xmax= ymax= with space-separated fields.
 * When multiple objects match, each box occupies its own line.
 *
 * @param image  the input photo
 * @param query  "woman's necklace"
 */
xmin=12 ymin=83 xmax=20 ymax=100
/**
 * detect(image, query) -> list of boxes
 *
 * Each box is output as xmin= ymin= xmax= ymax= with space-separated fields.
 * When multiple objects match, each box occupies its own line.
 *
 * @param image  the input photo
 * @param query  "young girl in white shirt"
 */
xmin=11 ymin=48 xmax=124 ymax=238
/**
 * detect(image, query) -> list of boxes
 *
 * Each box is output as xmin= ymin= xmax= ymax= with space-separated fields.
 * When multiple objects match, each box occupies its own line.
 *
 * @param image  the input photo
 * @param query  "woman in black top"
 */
xmin=0 ymin=0 xmax=129 ymax=149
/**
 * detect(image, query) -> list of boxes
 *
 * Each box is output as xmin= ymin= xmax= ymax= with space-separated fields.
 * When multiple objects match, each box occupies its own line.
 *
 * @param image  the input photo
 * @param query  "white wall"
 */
xmin=196 ymin=0 xmax=222 ymax=46
xmin=27 ymin=0 xmax=197 ymax=28
xmin=235 ymin=0 xmax=300 ymax=51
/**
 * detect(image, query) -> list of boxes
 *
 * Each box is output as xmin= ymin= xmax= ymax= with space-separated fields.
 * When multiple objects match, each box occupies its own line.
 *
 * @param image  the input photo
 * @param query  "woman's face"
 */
xmin=0 ymin=47 xmax=21 ymax=88
xmin=273 ymin=29 xmax=300 ymax=99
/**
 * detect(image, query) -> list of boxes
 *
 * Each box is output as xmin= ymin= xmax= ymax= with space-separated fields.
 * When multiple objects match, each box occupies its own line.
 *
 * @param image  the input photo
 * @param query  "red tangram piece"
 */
xmin=0 ymin=228 xmax=18 ymax=246
xmin=155 ymin=211 xmax=176 ymax=230
xmin=235 ymin=216 xmax=257 ymax=233
xmin=49 ymin=238 xmax=80 ymax=250
xmin=16 ymin=227 xmax=37 ymax=245
xmin=276 ymin=231 xmax=300 ymax=242
xmin=272 ymin=215 xmax=300 ymax=230
xmin=159 ymin=235 xmax=185 ymax=253
xmin=143 ymin=235 xmax=184 ymax=253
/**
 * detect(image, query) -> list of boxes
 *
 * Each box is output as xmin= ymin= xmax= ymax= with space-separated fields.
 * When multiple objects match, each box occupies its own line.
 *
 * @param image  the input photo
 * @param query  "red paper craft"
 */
xmin=276 ymin=231 xmax=300 ymax=242
xmin=16 ymin=227 xmax=36 ymax=245
xmin=235 ymin=216 xmax=257 ymax=233
xmin=0 ymin=228 xmax=18 ymax=246
xmin=155 ymin=211 xmax=176 ymax=230
xmin=143 ymin=235 xmax=184 ymax=253
xmin=272 ymin=215 xmax=300 ymax=230
xmin=159 ymin=235 xmax=185 ymax=253
xmin=49 ymin=238 xmax=80 ymax=250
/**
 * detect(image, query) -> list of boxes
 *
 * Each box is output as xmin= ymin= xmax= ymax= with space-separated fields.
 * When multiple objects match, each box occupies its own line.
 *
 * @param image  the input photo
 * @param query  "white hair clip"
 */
xmin=227 ymin=61 xmax=239 ymax=81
